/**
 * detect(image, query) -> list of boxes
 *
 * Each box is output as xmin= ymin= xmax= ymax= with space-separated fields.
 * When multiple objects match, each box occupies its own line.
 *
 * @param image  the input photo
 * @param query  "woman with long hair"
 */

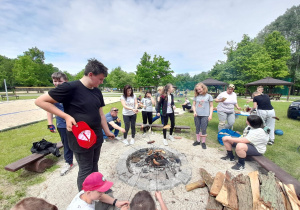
xmin=157 ymin=83 xmax=176 ymax=146
xmin=141 ymin=90 xmax=155 ymax=137
xmin=120 ymin=85 xmax=138 ymax=145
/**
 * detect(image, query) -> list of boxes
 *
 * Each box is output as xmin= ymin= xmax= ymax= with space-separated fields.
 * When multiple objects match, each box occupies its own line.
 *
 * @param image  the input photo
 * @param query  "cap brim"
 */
xmin=95 ymin=181 xmax=113 ymax=192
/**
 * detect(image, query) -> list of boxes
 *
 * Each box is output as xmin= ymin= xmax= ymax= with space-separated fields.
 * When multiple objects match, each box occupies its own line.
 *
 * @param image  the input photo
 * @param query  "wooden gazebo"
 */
xmin=245 ymin=77 xmax=293 ymax=101
xmin=201 ymin=78 xmax=228 ymax=98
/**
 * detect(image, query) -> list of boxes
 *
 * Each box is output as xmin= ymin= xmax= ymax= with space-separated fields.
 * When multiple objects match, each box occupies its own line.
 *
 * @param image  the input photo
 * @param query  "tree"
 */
xmin=135 ymin=52 xmax=174 ymax=87
xmin=0 ymin=55 xmax=15 ymax=89
xmin=23 ymin=47 xmax=45 ymax=64
xmin=263 ymin=31 xmax=291 ymax=78
xmin=106 ymin=67 xmax=136 ymax=89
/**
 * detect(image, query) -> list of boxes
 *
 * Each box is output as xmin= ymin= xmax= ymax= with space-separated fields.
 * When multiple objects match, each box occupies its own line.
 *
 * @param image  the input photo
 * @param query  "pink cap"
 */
xmin=82 ymin=172 xmax=113 ymax=192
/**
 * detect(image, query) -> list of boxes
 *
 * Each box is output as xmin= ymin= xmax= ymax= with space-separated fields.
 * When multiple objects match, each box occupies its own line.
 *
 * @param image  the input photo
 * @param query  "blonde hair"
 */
xmin=157 ymin=86 xmax=163 ymax=91
xmin=194 ymin=83 xmax=208 ymax=96
xmin=252 ymin=91 xmax=261 ymax=98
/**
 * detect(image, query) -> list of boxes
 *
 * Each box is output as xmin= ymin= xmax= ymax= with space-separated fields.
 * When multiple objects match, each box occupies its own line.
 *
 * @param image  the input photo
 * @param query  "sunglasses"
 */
xmin=113 ymin=109 xmax=119 ymax=112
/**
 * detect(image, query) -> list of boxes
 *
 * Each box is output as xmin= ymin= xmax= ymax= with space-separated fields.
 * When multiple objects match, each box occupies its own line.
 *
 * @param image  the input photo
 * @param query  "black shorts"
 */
xmin=232 ymin=143 xmax=262 ymax=156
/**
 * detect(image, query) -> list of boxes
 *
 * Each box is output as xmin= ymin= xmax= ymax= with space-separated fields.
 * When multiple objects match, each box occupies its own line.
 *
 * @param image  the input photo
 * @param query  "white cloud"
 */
xmin=0 ymin=0 xmax=299 ymax=75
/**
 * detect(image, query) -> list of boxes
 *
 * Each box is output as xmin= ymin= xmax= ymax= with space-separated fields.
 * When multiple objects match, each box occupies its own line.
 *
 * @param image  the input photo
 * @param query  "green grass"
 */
xmin=1 ymin=94 xmax=300 ymax=209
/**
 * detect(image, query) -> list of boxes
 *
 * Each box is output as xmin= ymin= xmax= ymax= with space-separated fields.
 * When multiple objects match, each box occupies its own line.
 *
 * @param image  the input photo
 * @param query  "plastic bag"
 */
xmin=217 ymin=129 xmax=241 ymax=145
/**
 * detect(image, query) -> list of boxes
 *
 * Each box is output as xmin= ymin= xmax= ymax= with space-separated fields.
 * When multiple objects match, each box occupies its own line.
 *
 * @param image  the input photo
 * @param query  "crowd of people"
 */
xmin=10 ymin=58 xmax=276 ymax=209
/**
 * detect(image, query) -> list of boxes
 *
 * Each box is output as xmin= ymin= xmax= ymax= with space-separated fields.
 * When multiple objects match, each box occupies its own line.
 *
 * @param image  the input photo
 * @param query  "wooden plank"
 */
xmin=248 ymin=171 xmax=260 ymax=210
xmin=278 ymin=182 xmax=293 ymax=210
xmin=210 ymin=172 xmax=225 ymax=196
xmin=250 ymin=156 xmax=300 ymax=198
xmin=216 ymin=171 xmax=238 ymax=210
xmin=234 ymin=174 xmax=253 ymax=210
xmin=283 ymin=184 xmax=300 ymax=209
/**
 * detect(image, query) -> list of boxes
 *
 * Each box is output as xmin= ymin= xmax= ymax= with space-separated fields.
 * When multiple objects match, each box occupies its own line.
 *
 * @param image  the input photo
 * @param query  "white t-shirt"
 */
xmin=141 ymin=97 xmax=153 ymax=112
xmin=244 ymin=127 xmax=269 ymax=154
xmin=167 ymin=94 xmax=173 ymax=114
xmin=67 ymin=190 xmax=95 ymax=210
xmin=216 ymin=91 xmax=237 ymax=113
xmin=120 ymin=94 xmax=136 ymax=116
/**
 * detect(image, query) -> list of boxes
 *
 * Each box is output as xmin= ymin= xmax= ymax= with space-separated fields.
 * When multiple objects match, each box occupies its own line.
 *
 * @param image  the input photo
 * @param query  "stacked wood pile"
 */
xmin=185 ymin=168 xmax=300 ymax=210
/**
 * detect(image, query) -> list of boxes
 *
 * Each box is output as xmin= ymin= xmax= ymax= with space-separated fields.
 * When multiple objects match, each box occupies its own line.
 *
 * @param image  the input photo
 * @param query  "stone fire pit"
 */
xmin=117 ymin=146 xmax=192 ymax=191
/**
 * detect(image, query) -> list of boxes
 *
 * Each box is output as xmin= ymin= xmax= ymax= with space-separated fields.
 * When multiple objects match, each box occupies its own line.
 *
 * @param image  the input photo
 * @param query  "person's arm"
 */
xmin=215 ymin=93 xmax=225 ymax=103
xmin=222 ymin=136 xmax=250 ymax=144
xmin=172 ymin=95 xmax=176 ymax=110
xmin=208 ymin=101 xmax=213 ymax=121
xmin=155 ymin=191 xmax=168 ymax=210
xmin=134 ymin=97 xmax=139 ymax=113
xmin=121 ymin=98 xmax=138 ymax=113
xmin=100 ymin=108 xmax=115 ymax=139
xmin=109 ymin=121 xmax=125 ymax=133
xmin=47 ymin=112 xmax=56 ymax=133
xmin=35 ymin=94 xmax=76 ymax=131
xmin=192 ymin=101 xmax=197 ymax=117
xmin=151 ymin=96 xmax=155 ymax=105
xmin=99 ymin=194 xmax=130 ymax=209
xmin=234 ymin=103 xmax=241 ymax=110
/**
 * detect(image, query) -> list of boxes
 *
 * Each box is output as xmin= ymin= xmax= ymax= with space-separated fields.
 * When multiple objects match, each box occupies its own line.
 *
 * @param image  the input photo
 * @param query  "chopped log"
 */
xmin=259 ymin=172 xmax=285 ymax=210
xmin=200 ymin=168 xmax=214 ymax=190
xmin=216 ymin=171 xmax=238 ymax=210
xmin=249 ymin=171 xmax=260 ymax=209
xmin=234 ymin=173 xmax=253 ymax=210
xmin=185 ymin=180 xmax=206 ymax=192
xmin=210 ymin=172 xmax=225 ymax=196
xmin=286 ymin=184 xmax=300 ymax=206
xmin=278 ymin=182 xmax=293 ymax=210
xmin=206 ymin=195 xmax=223 ymax=210
xmin=283 ymin=183 xmax=300 ymax=209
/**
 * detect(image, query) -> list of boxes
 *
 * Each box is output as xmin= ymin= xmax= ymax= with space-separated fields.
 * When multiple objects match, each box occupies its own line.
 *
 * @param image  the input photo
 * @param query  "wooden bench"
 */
xmin=1 ymin=94 xmax=19 ymax=100
xmin=250 ymin=155 xmax=300 ymax=198
xmin=4 ymin=141 xmax=63 ymax=173
xmin=268 ymin=93 xmax=282 ymax=100
xmin=136 ymin=123 xmax=190 ymax=133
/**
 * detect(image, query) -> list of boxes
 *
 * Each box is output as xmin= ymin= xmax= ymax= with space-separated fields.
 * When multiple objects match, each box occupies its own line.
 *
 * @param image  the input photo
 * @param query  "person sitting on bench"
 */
xmin=220 ymin=115 xmax=270 ymax=171
xmin=181 ymin=97 xmax=191 ymax=111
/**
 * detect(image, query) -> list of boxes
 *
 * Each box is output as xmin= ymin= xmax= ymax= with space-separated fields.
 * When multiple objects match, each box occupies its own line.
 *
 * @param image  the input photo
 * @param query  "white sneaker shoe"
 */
xmin=163 ymin=139 xmax=168 ymax=146
xmin=122 ymin=139 xmax=129 ymax=146
xmin=169 ymin=135 xmax=175 ymax=142
xmin=60 ymin=163 xmax=73 ymax=176
xmin=130 ymin=138 xmax=135 ymax=145
xmin=115 ymin=136 xmax=122 ymax=140
xmin=142 ymin=133 xmax=146 ymax=138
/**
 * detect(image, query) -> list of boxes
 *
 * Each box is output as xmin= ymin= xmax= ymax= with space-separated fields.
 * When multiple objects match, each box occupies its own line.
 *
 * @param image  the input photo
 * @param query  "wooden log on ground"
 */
xmin=199 ymin=168 xmax=214 ymax=190
xmin=210 ymin=172 xmax=225 ymax=196
xmin=216 ymin=171 xmax=238 ymax=210
xmin=234 ymin=173 xmax=253 ymax=210
xmin=24 ymin=157 xmax=54 ymax=173
xmin=185 ymin=180 xmax=206 ymax=192
xmin=249 ymin=171 xmax=260 ymax=209
xmin=283 ymin=183 xmax=300 ymax=209
xmin=259 ymin=172 xmax=285 ymax=210
xmin=278 ymin=182 xmax=293 ymax=210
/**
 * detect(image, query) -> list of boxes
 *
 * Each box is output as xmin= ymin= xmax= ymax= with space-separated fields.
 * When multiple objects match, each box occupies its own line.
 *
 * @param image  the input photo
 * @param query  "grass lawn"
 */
xmin=0 ymin=93 xmax=299 ymax=209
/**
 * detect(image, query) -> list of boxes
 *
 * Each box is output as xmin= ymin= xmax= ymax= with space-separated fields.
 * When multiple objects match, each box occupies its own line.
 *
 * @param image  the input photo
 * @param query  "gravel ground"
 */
xmin=2 ymin=98 xmax=260 ymax=209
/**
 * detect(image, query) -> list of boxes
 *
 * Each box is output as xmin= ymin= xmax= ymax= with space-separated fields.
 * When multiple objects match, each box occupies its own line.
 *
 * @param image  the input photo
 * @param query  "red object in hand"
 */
xmin=48 ymin=125 xmax=56 ymax=133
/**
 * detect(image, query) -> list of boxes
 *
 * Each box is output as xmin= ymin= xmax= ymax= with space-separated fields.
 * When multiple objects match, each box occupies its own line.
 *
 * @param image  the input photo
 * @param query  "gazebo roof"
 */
xmin=201 ymin=78 xmax=228 ymax=86
xmin=245 ymin=77 xmax=293 ymax=86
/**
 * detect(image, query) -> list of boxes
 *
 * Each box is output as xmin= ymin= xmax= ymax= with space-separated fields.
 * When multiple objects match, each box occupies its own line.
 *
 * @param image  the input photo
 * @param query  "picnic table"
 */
xmin=268 ymin=93 xmax=281 ymax=100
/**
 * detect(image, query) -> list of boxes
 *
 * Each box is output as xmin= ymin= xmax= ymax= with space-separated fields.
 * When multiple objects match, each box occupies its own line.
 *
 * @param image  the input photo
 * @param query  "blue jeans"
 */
xmin=152 ymin=113 xmax=164 ymax=125
xmin=102 ymin=122 xmax=121 ymax=139
xmin=58 ymin=128 xmax=73 ymax=165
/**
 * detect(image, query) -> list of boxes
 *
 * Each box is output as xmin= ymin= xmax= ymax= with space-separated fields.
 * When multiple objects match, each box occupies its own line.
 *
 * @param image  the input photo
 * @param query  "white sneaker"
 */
xmin=169 ymin=135 xmax=175 ymax=142
xmin=142 ymin=133 xmax=146 ymax=138
xmin=130 ymin=138 xmax=135 ymax=145
xmin=115 ymin=136 xmax=122 ymax=140
xmin=163 ymin=139 xmax=168 ymax=146
xmin=122 ymin=139 xmax=129 ymax=146
xmin=60 ymin=163 xmax=73 ymax=176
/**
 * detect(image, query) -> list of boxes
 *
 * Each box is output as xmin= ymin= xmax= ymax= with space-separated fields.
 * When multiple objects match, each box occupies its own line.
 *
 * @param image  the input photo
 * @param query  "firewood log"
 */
xmin=185 ymin=180 xmax=206 ymax=192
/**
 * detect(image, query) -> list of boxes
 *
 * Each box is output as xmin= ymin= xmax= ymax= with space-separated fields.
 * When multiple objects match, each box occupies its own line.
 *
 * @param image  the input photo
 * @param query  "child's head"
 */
xmin=123 ymin=85 xmax=134 ymax=98
xmin=11 ymin=197 xmax=58 ymax=210
xmin=130 ymin=190 xmax=155 ymax=210
xmin=51 ymin=72 xmax=68 ymax=87
xmin=163 ymin=83 xmax=174 ymax=95
xmin=157 ymin=86 xmax=163 ymax=94
xmin=144 ymin=90 xmax=151 ymax=98
xmin=252 ymin=91 xmax=261 ymax=98
xmin=82 ymin=172 xmax=113 ymax=201
xmin=257 ymin=86 xmax=264 ymax=93
xmin=246 ymin=115 xmax=264 ymax=129
xmin=194 ymin=82 xmax=208 ymax=96
xmin=84 ymin=58 xmax=108 ymax=77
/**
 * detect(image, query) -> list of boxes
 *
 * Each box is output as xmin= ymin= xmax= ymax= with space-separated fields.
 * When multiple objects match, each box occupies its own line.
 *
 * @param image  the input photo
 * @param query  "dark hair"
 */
xmin=11 ymin=197 xmax=58 ymax=210
xmin=162 ymin=83 xmax=173 ymax=97
xmin=130 ymin=190 xmax=156 ymax=210
xmin=123 ymin=85 xmax=134 ymax=99
xmin=144 ymin=90 xmax=152 ymax=98
xmin=51 ymin=72 xmax=68 ymax=81
xmin=84 ymin=58 xmax=108 ymax=76
xmin=247 ymin=115 xmax=264 ymax=129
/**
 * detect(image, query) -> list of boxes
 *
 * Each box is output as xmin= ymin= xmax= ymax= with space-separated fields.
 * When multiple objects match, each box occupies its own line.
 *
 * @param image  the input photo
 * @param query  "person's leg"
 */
xmin=102 ymin=129 xmax=108 ymax=140
xmin=200 ymin=116 xmax=209 ymax=149
xmin=169 ymin=112 xmax=175 ymax=136
xmin=74 ymin=144 xmax=102 ymax=191
xmin=266 ymin=109 xmax=276 ymax=143
xmin=123 ymin=115 xmax=130 ymax=140
xmin=194 ymin=116 xmax=201 ymax=142
xmin=113 ymin=122 xmax=121 ymax=137
xmin=221 ymin=139 xmax=235 ymax=161
xmin=182 ymin=105 xmax=186 ymax=111
xmin=130 ymin=114 xmax=137 ymax=139
xmin=152 ymin=112 xmax=160 ymax=123
xmin=147 ymin=111 xmax=153 ymax=125
xmin=142 ymin=111 xmax=148 ymax=133
xmin=226 ymin=112 xmax=235 ymax=130
xmin=217 ymin=112 xmax=227 ymax=132
xmin=160 ymin=113 xmax=164 ymax=125
xmin=163 ymin=115 xmax=169 ymax=139
xmin=58 ymin=128 xmax=73 ymax=165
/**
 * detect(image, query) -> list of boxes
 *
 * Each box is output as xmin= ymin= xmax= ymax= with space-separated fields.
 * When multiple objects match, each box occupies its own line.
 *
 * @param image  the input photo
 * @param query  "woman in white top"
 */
xmin=141 ymin=90 xmax=155 ymax=136
xmin=215 ymin=84 xmax=241 ymax=132
xmin=120 ymin=85 xmax=138 ymax=145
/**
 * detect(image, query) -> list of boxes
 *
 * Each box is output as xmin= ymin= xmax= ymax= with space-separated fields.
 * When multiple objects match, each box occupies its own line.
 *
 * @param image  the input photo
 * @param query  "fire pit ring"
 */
xmin=116 ymin=145 xmax=192 ymax=191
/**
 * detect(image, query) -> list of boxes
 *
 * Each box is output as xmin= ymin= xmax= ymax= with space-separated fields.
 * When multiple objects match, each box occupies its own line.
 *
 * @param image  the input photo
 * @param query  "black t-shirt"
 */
xmin=253 ymin=94 xmax=273 ymax=110
xmin=49 ymin=80 xmax=105 ymax=153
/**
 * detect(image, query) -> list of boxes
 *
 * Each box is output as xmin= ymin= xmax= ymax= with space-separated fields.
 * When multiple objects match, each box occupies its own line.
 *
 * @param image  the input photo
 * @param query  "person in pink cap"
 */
xmin=67 ymin=172 xmax=129 ymax=210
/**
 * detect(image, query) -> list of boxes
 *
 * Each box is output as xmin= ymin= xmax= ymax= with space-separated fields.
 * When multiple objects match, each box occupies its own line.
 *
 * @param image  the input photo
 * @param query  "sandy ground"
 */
xmin=2 ymin=98 xmax=261 ymax=209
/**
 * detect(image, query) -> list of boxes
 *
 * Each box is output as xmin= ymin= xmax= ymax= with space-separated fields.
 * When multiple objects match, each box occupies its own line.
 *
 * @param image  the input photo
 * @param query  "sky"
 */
xmin=0 ymin=0 xmax=299 ymax=76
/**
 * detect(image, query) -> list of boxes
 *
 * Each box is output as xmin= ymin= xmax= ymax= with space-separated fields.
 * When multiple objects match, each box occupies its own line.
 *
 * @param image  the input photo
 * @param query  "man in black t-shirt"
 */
xmin=35 ymin=59 xmax=114 ymax=191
